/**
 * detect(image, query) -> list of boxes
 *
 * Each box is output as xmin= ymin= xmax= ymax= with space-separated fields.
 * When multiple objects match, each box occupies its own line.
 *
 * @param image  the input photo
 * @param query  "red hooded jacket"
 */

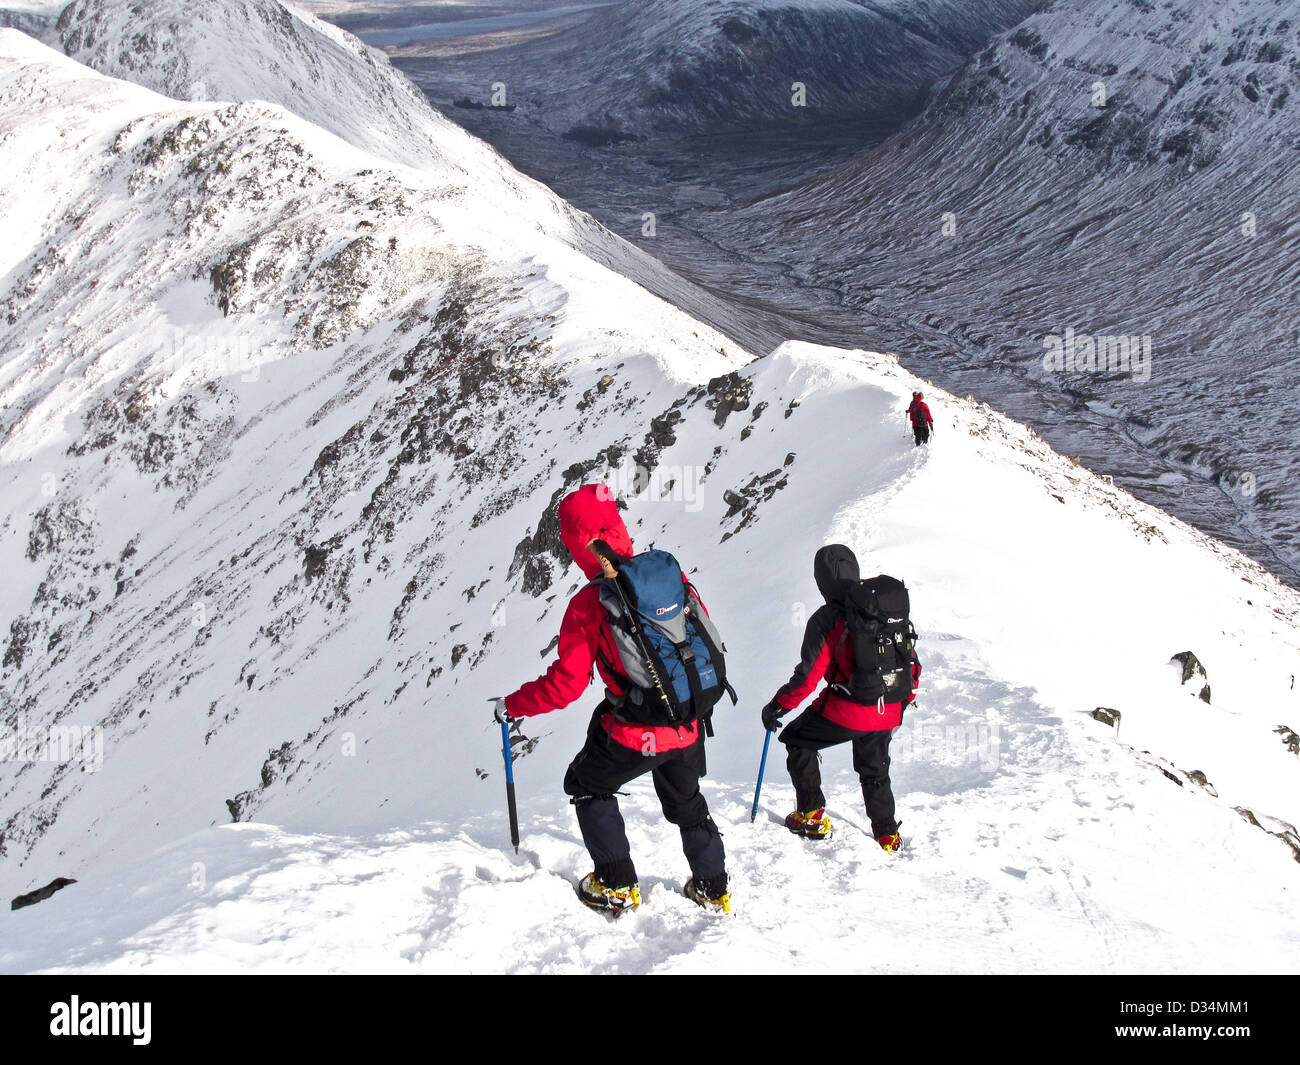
xmin=503 ymin=484 xmax=703 ymax=752
xmin=907 ymin=396 xmax=933 ymax=428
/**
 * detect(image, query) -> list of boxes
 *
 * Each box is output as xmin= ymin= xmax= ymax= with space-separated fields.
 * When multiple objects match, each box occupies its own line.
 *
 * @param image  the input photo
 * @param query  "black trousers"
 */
xmin=562 ymin=706 xmax=725 ymax=889
xmin=913 ymin=422 xmax=930 ymax=445
xmin=779 ymin=708 xmax=898 ymax=838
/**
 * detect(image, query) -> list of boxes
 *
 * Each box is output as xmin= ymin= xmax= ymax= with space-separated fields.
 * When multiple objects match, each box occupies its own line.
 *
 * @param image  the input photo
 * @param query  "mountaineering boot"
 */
xmin=576 ymin=871 xmax=641 ymax=917
xmin=877 ymin=831 xmax=903 ymax=854
xmin=684 ymin=874 xmax=731 ymax=915
xmin=784 ymin=808 xmax=833 ymax=840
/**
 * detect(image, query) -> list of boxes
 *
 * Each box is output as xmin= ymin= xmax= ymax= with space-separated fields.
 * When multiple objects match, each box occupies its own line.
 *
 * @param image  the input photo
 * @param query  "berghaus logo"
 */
xmin=655 ymin=602 xmax=679 ymax=616
xmin=50 ymin=996 xmax=151 ymax=1045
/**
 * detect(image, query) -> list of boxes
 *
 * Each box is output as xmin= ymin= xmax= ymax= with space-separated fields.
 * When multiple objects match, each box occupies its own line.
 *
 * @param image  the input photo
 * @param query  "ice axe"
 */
xmin=750 ymin=729 xmax=773 ymax=822
xmin=492 ymin=700 xmax=520 ymax=853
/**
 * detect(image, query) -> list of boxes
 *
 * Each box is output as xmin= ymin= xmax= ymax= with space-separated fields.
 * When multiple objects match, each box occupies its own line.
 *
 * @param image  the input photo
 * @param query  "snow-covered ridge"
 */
xmin=56 ymin=0 xmax=500 ymax=178
xmin=50 ymin=0 xmax=770 ymax=347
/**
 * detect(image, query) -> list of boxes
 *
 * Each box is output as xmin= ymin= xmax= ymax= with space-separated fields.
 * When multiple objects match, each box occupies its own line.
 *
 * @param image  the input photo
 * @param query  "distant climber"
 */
xmin=761 ymin=544 xmax=919 ymax=851
xmin=491 ymin=484 xmax=734 ymax=917
xmin=907 ymin=391 xmax=934 ymax=445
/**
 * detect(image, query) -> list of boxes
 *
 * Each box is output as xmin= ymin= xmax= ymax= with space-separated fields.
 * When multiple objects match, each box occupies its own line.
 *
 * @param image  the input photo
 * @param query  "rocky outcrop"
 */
xmin=706 ymin=371 xmax=752 ymax=428
xmin=1171 ymin=651 xmax=1211 ymax=704
xmin=1235 ymin=808 xmax=1300 ymax=865
xmin=11 ymin=876 xmax=77 ymax=911
xmin=1276 ymin=725 xmax=1298 ymax=757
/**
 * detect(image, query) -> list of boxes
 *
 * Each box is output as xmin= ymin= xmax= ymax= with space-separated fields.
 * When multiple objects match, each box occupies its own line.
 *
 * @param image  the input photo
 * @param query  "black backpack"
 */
xmin=832 ymin=576 xmax=918 ymax=706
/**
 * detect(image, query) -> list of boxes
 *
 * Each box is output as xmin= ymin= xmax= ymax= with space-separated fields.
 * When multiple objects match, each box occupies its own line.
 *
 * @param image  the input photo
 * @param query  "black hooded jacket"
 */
xmin=813 ymin=544 xmax=860 ymax=603
xmin=772 ymin=544 xmax=919 ymax=731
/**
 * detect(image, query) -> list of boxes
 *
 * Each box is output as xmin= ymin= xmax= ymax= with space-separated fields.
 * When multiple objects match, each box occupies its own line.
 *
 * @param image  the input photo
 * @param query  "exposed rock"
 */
xmin=1170 ymin=650 xmax=1211 ymax=703
xmin=225 ymin=792 xmax=253 ymax=822
xmin=647 ymin=414 xmax=680 ymax=448
xmin=1092 ymin=707 xmax=1121 ymax=728
xmin=720 ymin=467 xmax=790 ymax=540
xmin=1137 ymin=751 xmax=1217 ymax=795
xmin=26 ymin=501 xmax=93 ymax=562
xmin=3 ymin=616 xmax=35 ymax=671
xmin=1234 ymin=807 xmax=1300 ymax=865
xmin=260 ymin=741 xmax=295 ymax=787
xmin=509 ymin=487 xmax=573 ymax=597
xmin=705 ymin=371 xmax=752 ymax=427
xmin=1171 ymin=650 xmax=1207 ymax=685
xmin=1275 ymin=725 xmax=1298 ymax=756
xmin=632 ymin=407 xmax=683 ymax=478
xmin=303 ymin=542 xmax=331 ymax=582
xmin=11 ymin=876 xmax=77 ymax=911
xmin=506 ymin=448 xmax=628 ymax=597
xmin=505 ymin=717 xmax=540 ymax=761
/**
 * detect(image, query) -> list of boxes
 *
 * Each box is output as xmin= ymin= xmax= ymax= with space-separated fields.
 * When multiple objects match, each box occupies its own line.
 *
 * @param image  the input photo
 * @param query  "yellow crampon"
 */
xmin=785 ymin=808 xmax=833 ymax=840
xmin=612 ymin=884 xmax=642 ymax=909
xmin=702 ymin=889 xmax=733 ymax=915
xmin=684 ymin=878 xmax=731 ymax=915
xmin=577 ymin=873 xmax=641 ymax=916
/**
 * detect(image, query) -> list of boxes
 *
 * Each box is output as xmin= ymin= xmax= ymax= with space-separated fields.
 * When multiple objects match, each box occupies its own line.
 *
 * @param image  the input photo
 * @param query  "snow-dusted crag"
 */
xmin=727 ymin=0 xmax=1300 ymax=582
xmin=402 ymin=0 xmax=1048 ymax=139
xmin=56 ymin=0 xmax=513 ymax=176
xmin=53 ymin=0 xmax=773 ymax=347
xmin=1 ymin=3 xmax=1299 ymax=973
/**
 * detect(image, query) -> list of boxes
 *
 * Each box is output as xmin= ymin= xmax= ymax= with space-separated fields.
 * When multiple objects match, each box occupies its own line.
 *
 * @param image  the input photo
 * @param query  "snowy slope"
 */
xmin=0 ymin=24 xmax=748 ymax=884
xmin=399 ymin=0 xmax=1048 ymax=138
xmin=724 ymin=0 xmax=1300 ymax=584
xmin=50 ymin=0 xmax=774 ymax=349
xmin=1 ymin=14 xmax=1299 ymax=974
xmin=56 ymin=0 xmax=509 ymax=177
xmin=3 ymin=332 xmax=1299 ymax=972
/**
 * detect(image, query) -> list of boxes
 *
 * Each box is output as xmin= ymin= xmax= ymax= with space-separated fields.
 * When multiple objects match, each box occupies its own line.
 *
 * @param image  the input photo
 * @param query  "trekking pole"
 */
xmin=750 ymin=729 xmax=773 ymax=822
xmin=500 ymin=716 xmax=520 ymax=853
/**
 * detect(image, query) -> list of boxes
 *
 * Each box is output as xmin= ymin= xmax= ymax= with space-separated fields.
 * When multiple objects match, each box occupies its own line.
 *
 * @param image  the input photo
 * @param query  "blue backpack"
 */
xmin=589 ymin=540 xmax=736 ymax=733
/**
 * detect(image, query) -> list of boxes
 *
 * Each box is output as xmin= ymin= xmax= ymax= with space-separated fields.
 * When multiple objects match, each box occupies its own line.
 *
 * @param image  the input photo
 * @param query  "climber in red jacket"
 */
xmin=491 ymin=484 xmax=729 ymax=916
xmin=907 ymin=391 xmax=934 ymax=446
xmin=761 ymin=544 xmax=920 ymax=850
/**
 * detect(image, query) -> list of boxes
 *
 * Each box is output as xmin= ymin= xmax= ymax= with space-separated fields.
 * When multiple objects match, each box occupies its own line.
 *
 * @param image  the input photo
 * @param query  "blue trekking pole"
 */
xmin=751 ymin=730 xmax=773 ymax=822
xmin=500 ymin=716 xmax=520 ymax=853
